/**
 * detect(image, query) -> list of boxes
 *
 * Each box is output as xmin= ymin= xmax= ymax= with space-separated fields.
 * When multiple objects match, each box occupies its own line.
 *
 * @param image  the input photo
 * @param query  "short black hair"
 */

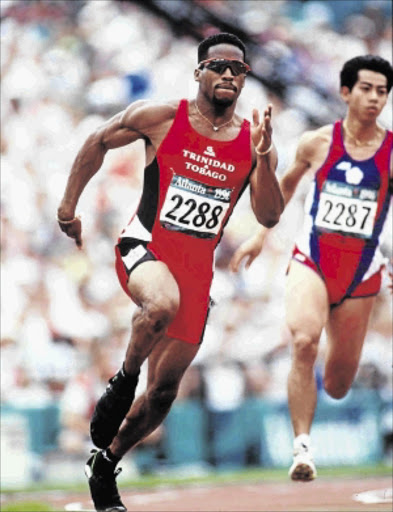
xmin=198 ymin=32 xmax=247 ymax=63
xmin=340 ymin=55 xmax=393 ymax=92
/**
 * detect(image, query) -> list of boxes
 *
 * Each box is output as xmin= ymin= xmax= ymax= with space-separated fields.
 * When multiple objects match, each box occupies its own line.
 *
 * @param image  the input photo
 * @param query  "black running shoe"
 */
xmin=90 ymin=368 xmax=139 ymax=449
xmin=85 ymin=449 xmax=126 ymax=512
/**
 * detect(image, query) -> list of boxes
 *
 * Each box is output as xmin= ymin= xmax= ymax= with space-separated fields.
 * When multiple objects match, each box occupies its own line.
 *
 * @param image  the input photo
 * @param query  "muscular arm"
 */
xmin=230 ymin=128 xmax=327 ymax=271
xmin=249 ymin=144 xmax=283 ymax=227
xmin=280 ymin=130 xmax=316 ymax=204
xmin=260 ymin=131 xmax=319 ymax=229
xmin=58 ymin=101 xmax=155 ymax=220
xmin=248 ymin=107 xmax=284 ymax=228
xmin=57 ymin=100 xmax=177 ymax=246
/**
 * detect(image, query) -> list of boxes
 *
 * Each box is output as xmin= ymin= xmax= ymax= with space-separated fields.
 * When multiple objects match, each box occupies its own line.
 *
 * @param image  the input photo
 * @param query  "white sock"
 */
xmin=294 ymin=433 xmax=311 ymax=450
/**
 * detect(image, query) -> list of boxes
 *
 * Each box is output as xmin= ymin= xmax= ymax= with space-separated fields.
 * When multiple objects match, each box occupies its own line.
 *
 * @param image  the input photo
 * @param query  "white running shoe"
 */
xmin=289 ymin=438 xmax=317 ymax=482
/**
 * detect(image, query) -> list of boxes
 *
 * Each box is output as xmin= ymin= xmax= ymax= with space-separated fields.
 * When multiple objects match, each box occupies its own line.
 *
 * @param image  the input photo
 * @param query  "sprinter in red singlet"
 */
xmin=230 ymin=55 xmax=393 ymax=482
xmin=57 ymin=33 xmax=284 ymax=511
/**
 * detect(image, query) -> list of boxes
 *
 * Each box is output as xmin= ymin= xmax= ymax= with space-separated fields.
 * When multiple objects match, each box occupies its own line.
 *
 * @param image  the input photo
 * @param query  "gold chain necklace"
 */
xmin=343 ymin=120 xmax=380 ymax=147
xmin=195 ymin=102 xmax=233 ymax=132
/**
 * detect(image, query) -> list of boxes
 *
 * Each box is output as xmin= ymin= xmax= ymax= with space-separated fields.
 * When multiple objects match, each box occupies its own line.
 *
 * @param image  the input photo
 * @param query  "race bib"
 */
xmin=160 ymin=174 xmax=233 ymax=239
xmin=315 ymin=180 xmax=378 ymax=238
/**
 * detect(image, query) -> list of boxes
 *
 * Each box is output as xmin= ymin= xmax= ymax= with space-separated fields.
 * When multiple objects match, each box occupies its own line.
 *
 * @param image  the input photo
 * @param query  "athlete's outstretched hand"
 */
xmin=252 ymin=104 xmax=273 ymax=155
xmin=57 ymin=215 xmax=83 ymax=249
xmin=229 ymin=230 xmax=266 ymax=273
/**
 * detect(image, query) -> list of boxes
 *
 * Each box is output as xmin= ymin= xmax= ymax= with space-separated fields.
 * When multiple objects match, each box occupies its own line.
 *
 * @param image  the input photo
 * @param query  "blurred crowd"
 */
xmin=1 ymin=0 xmax=392 ymax=469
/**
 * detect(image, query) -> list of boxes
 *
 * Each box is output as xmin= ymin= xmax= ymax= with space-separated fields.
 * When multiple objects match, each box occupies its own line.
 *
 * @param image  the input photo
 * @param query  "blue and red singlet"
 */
xmin=294 ymin=120 xmax=392 ymax=306
xmin=116 ymin=99 xmax=252 ymax=343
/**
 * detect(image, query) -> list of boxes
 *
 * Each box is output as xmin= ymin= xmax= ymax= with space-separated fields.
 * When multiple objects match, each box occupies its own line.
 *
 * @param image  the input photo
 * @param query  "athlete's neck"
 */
xmin=343 ymin=115 xmax=383 ymax=147
xmin=194 ymin=96 xmax=236 ymax=125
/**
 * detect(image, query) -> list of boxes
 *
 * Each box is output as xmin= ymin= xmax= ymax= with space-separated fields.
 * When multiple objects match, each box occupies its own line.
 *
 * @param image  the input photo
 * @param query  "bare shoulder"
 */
xmin=297 ymin=124 xmax=333 ymax=160
xmin=121 ymin=99 xmax=180 ymax=133
xmin=298 ymin=124 xmax=333 ymax=149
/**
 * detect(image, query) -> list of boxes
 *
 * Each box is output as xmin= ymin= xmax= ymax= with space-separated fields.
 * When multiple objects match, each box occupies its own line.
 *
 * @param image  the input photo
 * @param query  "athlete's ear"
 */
xmin=194 ymin=68 xmax=201 ymax=82
xmin=340 ymin=85 xmax=351 ymax=103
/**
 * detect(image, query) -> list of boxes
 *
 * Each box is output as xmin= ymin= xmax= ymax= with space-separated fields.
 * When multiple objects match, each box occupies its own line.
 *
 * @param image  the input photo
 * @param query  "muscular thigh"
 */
xmin=128 ymin=260 xmax=180 ymax=308
xmin=116 ymin=237 xmax=211 ymax=345
xmin=325 ymin=295 xmax=376 ymax=366
xmin=285 ymin=259 xmax=329 ymax=337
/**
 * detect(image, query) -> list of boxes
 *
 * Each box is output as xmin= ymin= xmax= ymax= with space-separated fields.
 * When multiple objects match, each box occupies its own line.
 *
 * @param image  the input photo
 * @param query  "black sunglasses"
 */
xmin=198 ymin=58 xmax=251 ymax=76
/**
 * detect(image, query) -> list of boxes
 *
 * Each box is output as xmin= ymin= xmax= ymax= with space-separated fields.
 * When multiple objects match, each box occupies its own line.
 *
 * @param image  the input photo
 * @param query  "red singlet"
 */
xmin=116 ymin=99 xmax=252 ymax=343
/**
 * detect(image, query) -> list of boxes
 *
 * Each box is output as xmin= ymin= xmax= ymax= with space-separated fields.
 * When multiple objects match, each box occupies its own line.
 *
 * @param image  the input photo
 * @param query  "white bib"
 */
xmin=315 ymin=180 xmax=378 ymax=238
xmin=160 ymin=174 xmax=233 ymax=239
